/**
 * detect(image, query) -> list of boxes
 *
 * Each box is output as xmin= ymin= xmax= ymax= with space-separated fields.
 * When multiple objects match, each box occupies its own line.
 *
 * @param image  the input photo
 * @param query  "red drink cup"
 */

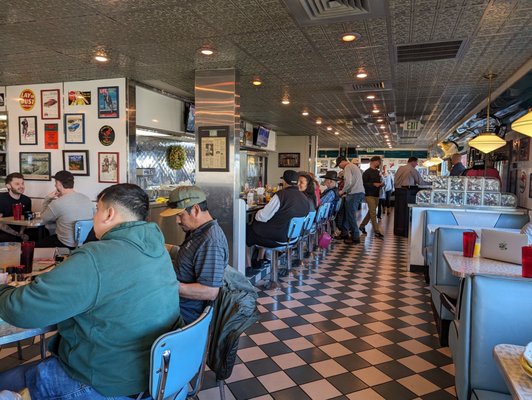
xmin=463 ymin=232 xmax=476 ymax=258
xmin=522 ymin=246 xmax=532 ymax=278
xmin=12 ymin=203 xmax=22 ymax=220
xmin=20 ymin=241 xmax=35 ymax=274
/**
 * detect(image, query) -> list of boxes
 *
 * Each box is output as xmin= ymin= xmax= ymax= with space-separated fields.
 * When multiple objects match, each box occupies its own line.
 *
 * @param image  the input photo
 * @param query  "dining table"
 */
xmin=443 ymin=250 xmax=523 ymax=278
xmin=0 ymin=216 xmax=47 ymax=240
xmin=0 ymin=318 xmax=57 ymax=360
xmin=493 ymin=344 xmax=532 ymax=399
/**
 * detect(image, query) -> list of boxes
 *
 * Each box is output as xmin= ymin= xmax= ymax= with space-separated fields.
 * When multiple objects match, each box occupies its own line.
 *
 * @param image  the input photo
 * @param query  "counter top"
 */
xmin=409 ymin=204 xmax=525 ymax=212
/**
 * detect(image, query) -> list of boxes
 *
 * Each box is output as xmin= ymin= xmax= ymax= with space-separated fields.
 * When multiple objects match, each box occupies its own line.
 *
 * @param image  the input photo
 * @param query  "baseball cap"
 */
xmin=280 ymin=170 xmax=299 ymax=185
xmin=52 ymin=170 xmax=74 ymax=186
xmin=160 ymin=186 xmax=207 ymax=217
xmin=335 ymin=156 xmax=347 ymax=167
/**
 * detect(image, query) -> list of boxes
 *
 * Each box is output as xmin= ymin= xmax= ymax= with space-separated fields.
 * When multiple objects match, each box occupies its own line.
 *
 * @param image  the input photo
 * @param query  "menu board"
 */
xmin=198 ymin=126 xmax=230 ymax=172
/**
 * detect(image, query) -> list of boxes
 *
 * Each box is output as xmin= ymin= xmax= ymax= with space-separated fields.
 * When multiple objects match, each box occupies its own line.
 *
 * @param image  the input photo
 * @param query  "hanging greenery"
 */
xmin=166 ymin=145 xmax=187 ymax=170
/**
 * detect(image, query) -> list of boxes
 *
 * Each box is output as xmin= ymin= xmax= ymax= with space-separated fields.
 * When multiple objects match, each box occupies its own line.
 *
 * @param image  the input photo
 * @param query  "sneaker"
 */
xmin=375 ymin=232 xmax=384 ymax=239
xmin=344 ymin=237 xmax=361 ymax=244
xmin=359 ymin=227 xmax=367 ymax=235
xmin=334 ymin=233 xmax=349 ymax=240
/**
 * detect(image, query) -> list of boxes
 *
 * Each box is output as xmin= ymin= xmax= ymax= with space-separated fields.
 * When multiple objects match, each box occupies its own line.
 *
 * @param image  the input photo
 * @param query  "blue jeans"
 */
xmin=344 ymin=192 xmax=364 ymax=239
xmin=0 ymin=357 xmax=148 ymax=400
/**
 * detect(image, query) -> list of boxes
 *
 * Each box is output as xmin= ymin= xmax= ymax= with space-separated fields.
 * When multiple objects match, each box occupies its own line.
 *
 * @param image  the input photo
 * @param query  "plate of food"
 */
xmin=521 ymin=342 xmax=532 ymax=378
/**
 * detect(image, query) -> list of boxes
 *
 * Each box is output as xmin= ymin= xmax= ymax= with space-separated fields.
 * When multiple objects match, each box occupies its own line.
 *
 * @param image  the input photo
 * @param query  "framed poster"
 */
xmin=529 ymin=174 xmax=532 ymax=199
xmin=19 ymin=116 xmax=37 ymax=145
xmin=278 ymin=153 xmax=301 ymax=168
xmin=67 ymin=90 xmax=91 ymax=106
xmin=519 ymin=137 xmax=530 ymax=161
xmin=98 ymin=152 xmax=119 ymax=183
xmin=98 ymin=86 xmax=119 ymax=118
xmin=198 ymin=126 xmax=229 ymax=172
xmin=44 ymin=123 xmax=59 ymax=149
xmin=64 ymin=113 xmax=85 ymax=144
xmin=19 ymin=152 xmax=51 ymax=181
xmin=41 ymin=89 xmax=60 ymax=119
xmin=63 ymin=150 xmax=90 ymax=176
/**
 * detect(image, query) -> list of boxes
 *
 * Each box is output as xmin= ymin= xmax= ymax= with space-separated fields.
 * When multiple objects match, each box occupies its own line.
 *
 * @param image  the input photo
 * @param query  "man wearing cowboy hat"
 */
xmin=320 ymin=170 xmax=340 ymax=206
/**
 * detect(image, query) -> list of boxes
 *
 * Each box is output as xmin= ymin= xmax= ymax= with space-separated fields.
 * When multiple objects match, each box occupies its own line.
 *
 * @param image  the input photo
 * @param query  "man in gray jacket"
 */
xmin=336 ymin=156 xmax=365 ymax=244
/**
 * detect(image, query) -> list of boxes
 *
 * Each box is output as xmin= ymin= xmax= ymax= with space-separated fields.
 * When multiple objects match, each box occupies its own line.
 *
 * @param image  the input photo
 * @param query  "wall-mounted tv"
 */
xmin=184 ymin=102 xmax=195 ymax=133
xmin=254 ymin=126 xmax=270 ymax=147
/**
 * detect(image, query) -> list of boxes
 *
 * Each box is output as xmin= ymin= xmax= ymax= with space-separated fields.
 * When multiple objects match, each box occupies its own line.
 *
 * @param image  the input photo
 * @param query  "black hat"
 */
xmin=281 ymin=170 xmax=299 ymax=185
xmin=335 ymin=156 xmax=347 ymax=167
xmin=52 ymin=170 xmax=74 ymax=186
xmin=320 ymin=171 xmax=339 ymax=181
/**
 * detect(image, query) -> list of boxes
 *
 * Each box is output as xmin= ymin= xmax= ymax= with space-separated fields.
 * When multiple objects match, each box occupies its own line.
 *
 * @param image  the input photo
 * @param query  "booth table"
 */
xmin=443 ymin=251 xmax=522 ymax=278
xmin=493 ymin=344 xmax=532 ymax=400
xmin=0 ymin=216 xmax=46 ymax=240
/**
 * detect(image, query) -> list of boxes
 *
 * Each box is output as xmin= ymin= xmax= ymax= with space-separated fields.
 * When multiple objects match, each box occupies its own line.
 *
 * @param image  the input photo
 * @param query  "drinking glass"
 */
xmin=0 ymin=242 xmax=21 ymax=269
xmin=522 ymin=246 xmax=532 ymax=278
xmin=463 ymin=232 xmax=476 ymax=258
xmin=20 ymin=241 xmax=35 ymax=274
xmin=12 ymin=203 xmax=22 ymax=220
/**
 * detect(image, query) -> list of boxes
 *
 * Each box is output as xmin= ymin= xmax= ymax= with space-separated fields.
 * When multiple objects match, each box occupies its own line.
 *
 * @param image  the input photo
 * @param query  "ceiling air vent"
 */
xmin=343 ymin=81 xmax=389 ymax=93
xmin=282 ymin=0 xmax=386 ymax=25
xmin=397 ymin=40 xmax=463 ymax=63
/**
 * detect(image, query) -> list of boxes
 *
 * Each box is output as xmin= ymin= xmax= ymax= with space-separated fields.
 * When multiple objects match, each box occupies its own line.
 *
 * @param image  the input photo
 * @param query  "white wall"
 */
xmin=136 ymin=86 xmax=184 ymax=133
xmin=267 ymin=135 xmax=310 ymax=186
xmin=6 ymin=78 xmax=127 ymax=202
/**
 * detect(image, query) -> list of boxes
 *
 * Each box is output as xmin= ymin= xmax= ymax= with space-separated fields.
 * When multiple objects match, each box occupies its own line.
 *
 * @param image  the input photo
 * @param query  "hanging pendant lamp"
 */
xmin=468 ymin=73 xmax=506 ymax=154
xmin=511 ymin=109 xmax=532 ymax=137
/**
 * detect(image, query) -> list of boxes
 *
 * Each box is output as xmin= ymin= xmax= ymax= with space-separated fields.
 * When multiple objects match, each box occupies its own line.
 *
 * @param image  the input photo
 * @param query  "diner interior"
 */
xmin=1 ymin=0 xmax=532 ymax=399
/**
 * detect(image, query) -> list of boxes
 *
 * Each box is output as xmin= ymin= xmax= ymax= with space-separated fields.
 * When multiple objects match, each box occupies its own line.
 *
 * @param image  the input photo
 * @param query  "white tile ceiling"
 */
xmin=0 ymin=0 xmax=531 ymax=149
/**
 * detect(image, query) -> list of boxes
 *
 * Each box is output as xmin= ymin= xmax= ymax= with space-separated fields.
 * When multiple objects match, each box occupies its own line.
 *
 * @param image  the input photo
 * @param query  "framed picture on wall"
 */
xmin=98 ymin=152 xmax=119 ymax=183
xmin=19 ymin=116 xmax=38 ymax=145
xmin=64 ymin=113 xmax=85 ymax=144
xmin=19 ymin=152 xmax=51 ymax=181
xmin=41 ymin=89 xmax=60 ymax=119
xmin=63 ymin=150 xmax=90 ymax=176
xmin=278 ymin=153 xmax=301 ymax=168
xmin=519 ymin=137 xmax=530 ymax=161
xmin=97 ymin=86 xmax=119 ymax=118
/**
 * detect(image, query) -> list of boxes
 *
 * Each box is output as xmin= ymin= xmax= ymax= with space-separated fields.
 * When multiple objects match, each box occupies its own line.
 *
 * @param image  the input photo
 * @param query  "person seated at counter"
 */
xmin=161 ymin=186 xmax=228 ymax=325
xmin=0 ymin=183 xmax=181 ymax=398
xmin=37 ymin=170 xmax=94 ymax=249
xmin=449 ymin=153 xmax=466 ymax=176
xmin=319 ymin=170 xmax=340 ymax=205
xmin=297 ymin=172 xmax=317 ymax=210
xmin=247 ymin=170 xmax=310 ymax=267
xmin=464 ymin=158 xmax=502 ymax=182
xmin=0 ymin=172 xmax=31 ymax=242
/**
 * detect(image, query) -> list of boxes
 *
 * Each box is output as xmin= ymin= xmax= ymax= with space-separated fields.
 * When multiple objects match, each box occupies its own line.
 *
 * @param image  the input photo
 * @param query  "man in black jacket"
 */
xmin=359 ymin=156 xmax=384 ymax=238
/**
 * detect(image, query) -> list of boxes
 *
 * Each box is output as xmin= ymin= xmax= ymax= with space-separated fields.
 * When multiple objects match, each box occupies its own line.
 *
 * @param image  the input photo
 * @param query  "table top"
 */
xmin=427 ymin=224 xmax=520 ymax=234
xmin=0 ymin=318 xmax=56 ymax=346
xmin=0 ymin=216 xmax=45 ymax=227
xmin=443 ymin=250 xmax=522 ymax=278
xmin=493 ymin=344 xmax=532 ymax=400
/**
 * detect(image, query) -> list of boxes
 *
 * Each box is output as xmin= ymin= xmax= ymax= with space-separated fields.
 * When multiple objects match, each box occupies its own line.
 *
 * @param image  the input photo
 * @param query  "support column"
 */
xmin=195 ymin=69 xmax=243 ymax=271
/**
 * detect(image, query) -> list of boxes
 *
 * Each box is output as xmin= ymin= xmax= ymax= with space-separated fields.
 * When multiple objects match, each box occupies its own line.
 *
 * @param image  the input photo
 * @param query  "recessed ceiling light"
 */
xmin=356 ymin=145 xmax=360 ymax=147
xmin=327 ymin=126 xmax=332 ymax=131
xmin=94 ymin=49 xmax=108 ymax=62
xmin=380 ymin=125 xmax=386 ymax=129
xmin=384 ymin=135 xmax=389 ymax=138
xmin=366 ymin=94 xmax=376 ymax=100
xmin=372 ymin=108 xmax=380 ymax=114
xmin=199 ymin=45 xmax=214 ymax=55
xmin=252 ymin=77 xmax=262 ymax=86
xmin=341 ymin=32 xmax=361 ymax=42
xmin=281 ymin=98 xmax=290 ymax=105
xmin=377 ymin=118 xmax=384 ymax=122
xmin=356 ymin=68 xmax=368 ymax=79
xmin=316 ymin=118 xmax=322 ymax=125
xmin=302 ymin=110 xmax=309 ymax=116
xmin=334 ymin=131 xmax=339 ymax=135
xmin=152 ymin=119 xmax=159 ymax=123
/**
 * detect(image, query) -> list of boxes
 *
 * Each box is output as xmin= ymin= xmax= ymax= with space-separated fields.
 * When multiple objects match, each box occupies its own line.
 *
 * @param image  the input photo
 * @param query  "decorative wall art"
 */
xmin=519 ymin=137 xmax=530 ymax=161
xmin=41 ymin=89 xmax=60 ymax=119
xmin=98 ymin=125 xmax=115 ymax=146
xmin=44 ymin=123 xmax=59 ymax=149
xmin=19 ymin=89 xmax=36 ymax=111
xmin=198 ymin=126 xmax=229 ymax=172
xmin=98 ymin=152 xmax=119 ymax=183
xmin=67 ymin=90 xmax=91 ymax=106
xmin=63 ymin=150 xmax=90 ymax=176
xmin=98 ymin=86 xmax=119 ymax=118
xmin=64 ymin=113 xmax=85 ymax=144
xmin=278 ymin=153 xmax=301 ymax=168
xmin=19 ymin=152 xmax=51 ymax=181
xmin=19 ymin=116 xmax=37 ymax=145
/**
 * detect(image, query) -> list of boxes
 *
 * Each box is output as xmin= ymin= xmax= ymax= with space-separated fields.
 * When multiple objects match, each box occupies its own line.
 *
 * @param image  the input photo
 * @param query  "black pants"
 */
xmin=393 ymin=187 xmax=418 ymax=237
xmin=36 ymin=234 xmax=74 ymax=250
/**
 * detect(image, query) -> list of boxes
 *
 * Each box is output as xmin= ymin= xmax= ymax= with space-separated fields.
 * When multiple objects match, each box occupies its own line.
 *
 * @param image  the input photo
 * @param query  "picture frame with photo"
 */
xmin=64 ymin=113 xmax=85 ymax=144
xmin=98 ymin=152 xmax=119 ymax=183
xmin=519 ymin=137 xmax=530 ymax=161
xmin=19 ymin=152 xmax=51 ymax=181
xmin=41 ymin=89 xmax=60 ymax=119
xmin=278 ymin=153 xmax=301 ymax=168
xmin=97 ymin=86 xmax=119 ymax=118
xmin=19 ymin=116 xmax=38 ymax=145
xmin=63 ymin=150 xmax=90 ymax=176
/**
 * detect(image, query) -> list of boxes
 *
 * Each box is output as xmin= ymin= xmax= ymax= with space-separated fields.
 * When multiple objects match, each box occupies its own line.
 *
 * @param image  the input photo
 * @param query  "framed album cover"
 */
xmin=98 ymin=86 xmax=119 ymax=118
xmin=41 ymin=89 xmax=60 ymax=119
xmin=63 ymin=150 xmax=90 ymax=176
xmin=19 ymin=116 xmax=37 ymax=145
xmin=98 ymin=152 xmax=119 ymax=183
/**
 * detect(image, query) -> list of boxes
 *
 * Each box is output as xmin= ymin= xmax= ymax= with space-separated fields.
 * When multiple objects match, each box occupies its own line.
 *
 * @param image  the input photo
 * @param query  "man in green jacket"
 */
xmin=0 ymin=183 xmax=181 ymax=398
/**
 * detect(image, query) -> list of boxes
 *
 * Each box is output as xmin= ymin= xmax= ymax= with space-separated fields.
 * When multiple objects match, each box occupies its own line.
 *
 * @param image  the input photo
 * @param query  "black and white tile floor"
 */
xmin=0 ymin=214 xmax=456 ymax=399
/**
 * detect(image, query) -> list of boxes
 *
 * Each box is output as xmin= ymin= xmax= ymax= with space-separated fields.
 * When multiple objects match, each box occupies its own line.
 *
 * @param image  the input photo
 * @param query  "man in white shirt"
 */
xmin=394 ymin=157 xmax=428 ymax=188
xmin=336 ymin=156 xmax=365 ymax=244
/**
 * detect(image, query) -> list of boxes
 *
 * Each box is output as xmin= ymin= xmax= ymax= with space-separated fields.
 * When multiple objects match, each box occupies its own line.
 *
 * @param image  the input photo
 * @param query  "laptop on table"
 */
xmin=480 ymin=229 xmax=529 ymax=265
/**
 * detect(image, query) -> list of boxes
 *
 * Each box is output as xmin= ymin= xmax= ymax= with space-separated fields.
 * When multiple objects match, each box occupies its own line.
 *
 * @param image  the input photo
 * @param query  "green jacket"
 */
xmin=0 ymin=221 xmax=181 ymax=396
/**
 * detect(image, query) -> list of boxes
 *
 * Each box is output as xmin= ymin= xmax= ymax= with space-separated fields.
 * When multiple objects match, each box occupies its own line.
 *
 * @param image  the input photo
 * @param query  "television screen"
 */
xmin=255 ymin=126 xmax=269 ymax=147
xmin=185 ymin=103 xmax=195 ymax=133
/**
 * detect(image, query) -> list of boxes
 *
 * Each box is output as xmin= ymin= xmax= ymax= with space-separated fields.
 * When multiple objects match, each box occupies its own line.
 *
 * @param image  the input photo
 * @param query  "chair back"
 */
xmin=286 ymin=216 xmax=307 ymax=242
xmin=316 ymin=203 xmax=330 ymax=224
xmin=150 ymin=306 xmax=213 ymax=400
xmin=74 ymin=219 xmax=94 ymax=247
xmin=303 ymin=211 xmax=317 ymax=233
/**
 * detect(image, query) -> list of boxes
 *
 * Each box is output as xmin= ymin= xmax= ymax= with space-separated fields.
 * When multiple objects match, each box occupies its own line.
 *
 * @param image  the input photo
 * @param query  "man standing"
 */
xmin=162 ymin=186 xmax=228 ymax=325
xmin=0 ymin=172 xmax=31 ymax=242
xmin=320 ymin=170 xmax=340 ymax=205
xmin=360 ymin=156 xmax=384 ymax=238
xmin=449 ymin=153 xmax=466 ymax=176
xmin=336 ymin=156 xmax=365 ymax=244
xmin=393 ymin=157 xmax=430 ymax=236
xmin=38 ymin=170 xmax=94 ymax=248
xmin=0 ymin=183 xmax=181 ymax=398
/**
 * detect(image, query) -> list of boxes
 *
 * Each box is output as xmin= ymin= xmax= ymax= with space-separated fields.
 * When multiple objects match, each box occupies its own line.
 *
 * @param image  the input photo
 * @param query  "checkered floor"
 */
xmin=0 ymin=212 xmax=456 ymax=399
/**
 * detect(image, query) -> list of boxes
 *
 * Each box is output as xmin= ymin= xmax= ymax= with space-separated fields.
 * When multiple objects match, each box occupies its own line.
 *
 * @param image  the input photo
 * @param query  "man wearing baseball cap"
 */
xmin=38 ymin=170 xmax=94 ymax=248
xmin=161 ymin=186 xmax=228 ymax=324
xmin=246 ymin=170 xmax=310 ymax=267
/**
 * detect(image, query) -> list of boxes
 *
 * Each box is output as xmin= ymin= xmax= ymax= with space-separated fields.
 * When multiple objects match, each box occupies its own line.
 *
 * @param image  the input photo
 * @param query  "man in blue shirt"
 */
xmin=320 ymin=170 xmax=340 ymax=205
xmin=162 ymin=186 xmax=228 ymax=324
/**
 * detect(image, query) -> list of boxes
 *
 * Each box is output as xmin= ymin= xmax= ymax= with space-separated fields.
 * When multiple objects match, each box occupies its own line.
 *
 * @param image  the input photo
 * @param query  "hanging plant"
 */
xmin=166 ymin=145 xmax=187 ymax=170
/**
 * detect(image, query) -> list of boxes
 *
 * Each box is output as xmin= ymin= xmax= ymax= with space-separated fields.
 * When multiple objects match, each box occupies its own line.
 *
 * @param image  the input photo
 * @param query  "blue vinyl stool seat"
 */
xmin=74 ymin=219 xmax=94 ymax=247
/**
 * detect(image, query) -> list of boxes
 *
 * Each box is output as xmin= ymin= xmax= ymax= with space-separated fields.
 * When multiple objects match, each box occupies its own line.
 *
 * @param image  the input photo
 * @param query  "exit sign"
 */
xmin=404 ymin=120 xmax=422 ymax=131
